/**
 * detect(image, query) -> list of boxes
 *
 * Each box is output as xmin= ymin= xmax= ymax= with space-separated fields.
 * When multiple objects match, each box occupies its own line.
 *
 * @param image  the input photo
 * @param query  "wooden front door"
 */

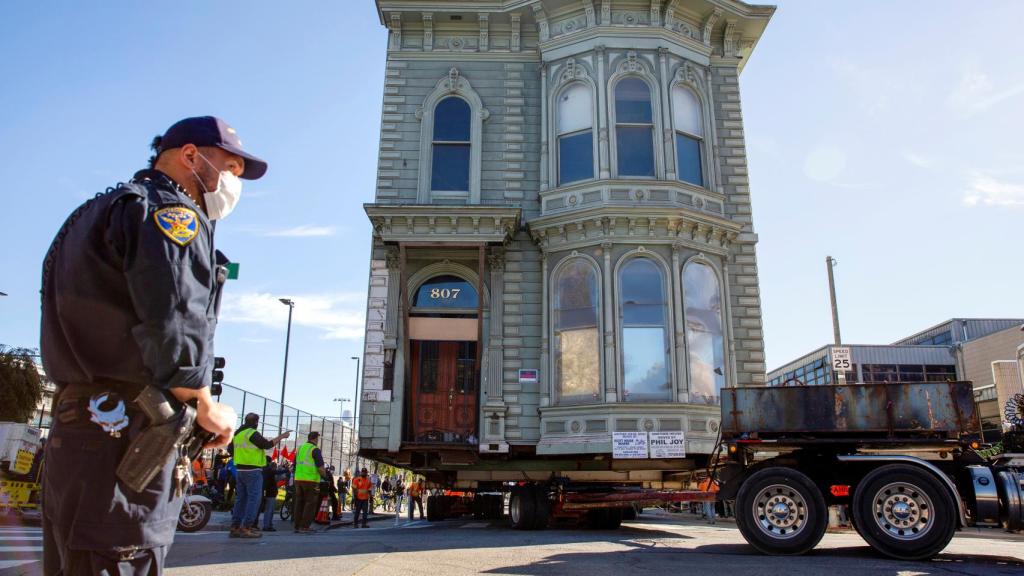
xmin=410 ymin=340 xmax=478 ymax=443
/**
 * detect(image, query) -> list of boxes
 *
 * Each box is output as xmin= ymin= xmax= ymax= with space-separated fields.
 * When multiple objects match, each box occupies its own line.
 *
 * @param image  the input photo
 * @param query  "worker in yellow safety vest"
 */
xmin=230 ymin=413 xmax=290 ymax=538
xmin=407 ymin=478 xmax=425 ymax=520
xmin=293 ymin=431 xmax=327 ymax=533
xmin=351 ymin=468 xmax=372 ymax=528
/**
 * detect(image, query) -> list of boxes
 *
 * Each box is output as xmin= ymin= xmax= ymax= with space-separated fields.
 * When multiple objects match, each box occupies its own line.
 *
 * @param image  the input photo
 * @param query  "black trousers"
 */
xmin=43 ymin=391 xmax=181 ymax=576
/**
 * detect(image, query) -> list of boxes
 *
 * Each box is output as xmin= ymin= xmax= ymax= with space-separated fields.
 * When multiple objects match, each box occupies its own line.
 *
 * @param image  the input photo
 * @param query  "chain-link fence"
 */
xmin=214 ymin=383 xmax=359 ymax=474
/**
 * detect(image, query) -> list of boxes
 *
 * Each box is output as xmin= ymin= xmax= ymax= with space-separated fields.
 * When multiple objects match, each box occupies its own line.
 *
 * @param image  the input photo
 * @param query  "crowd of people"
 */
xmin=188 ymin=418 xmax=431 ymax=538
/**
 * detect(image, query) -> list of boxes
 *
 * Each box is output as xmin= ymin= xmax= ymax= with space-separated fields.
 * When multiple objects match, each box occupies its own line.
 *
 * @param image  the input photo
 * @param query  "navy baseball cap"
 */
xmin=158 ymin=116 xmax=268 ymax=180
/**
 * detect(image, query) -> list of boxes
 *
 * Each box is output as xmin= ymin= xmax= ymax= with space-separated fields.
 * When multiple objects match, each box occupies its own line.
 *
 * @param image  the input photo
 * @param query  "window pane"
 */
xmin=431 ymin=143 xmax=470 ymax=191
xmin=623 ymin=327 xmax=671 ymax=401
xmin=414 ymin=275 xmax=479 ymax=308
xmin=676 ymin=133 xmax=703 ymax=186
xmin=558 ymin=84 xmax=593 ymax=134
xmin=684 ymin=262 xmax=725 ymax=404
xmin=559 ymin=131 xmax=594 ymax=185
xmin=615 ymin=78 xmax=652 ymax=124
xmin=671 ymin=86 xmax=702 ymax=136
xmin=554 ymin=259 xmax=601 ymax=403
xmin=433 ymin=97 xmax=471 ymax=141
xmin=621 ymin=258 xmax=665 ymax=325
xmin=616 ymin=126 xmax=654 ymax=176
xmin=418 ymin=341 xmax=439 ymax=393
xmin=557 ymin=328 xmax=600 ymax=400
xmin=620 ymin=258 xmax=670 ymax=402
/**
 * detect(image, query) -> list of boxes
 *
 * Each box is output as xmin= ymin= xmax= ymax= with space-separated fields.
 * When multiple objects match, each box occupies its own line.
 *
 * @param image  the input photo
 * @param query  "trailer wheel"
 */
xmin=852 ymin=464 xmax=956 ymax=560
xmin=509 ymin=486 xmax=536 ymax=530
xmin=426 ymin=495 xmax=442 ymax=522
xmin=532 ymin=487 xmax=551 ymax=529
xmin=735 ymin=467 xmax=828 ymax=556
xmin=585 ymin=508 xmax=623 ymax=529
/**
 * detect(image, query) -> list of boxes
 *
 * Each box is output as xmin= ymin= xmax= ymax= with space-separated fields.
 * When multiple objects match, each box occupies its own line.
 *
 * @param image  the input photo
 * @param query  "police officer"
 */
xmin=40 ymin=116 xmax=267 ymax=574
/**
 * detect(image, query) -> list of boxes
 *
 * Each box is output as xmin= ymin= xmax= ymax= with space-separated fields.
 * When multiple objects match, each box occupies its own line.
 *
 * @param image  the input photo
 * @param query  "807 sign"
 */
xmin=430 ymin=287 xmax=461 ymax=300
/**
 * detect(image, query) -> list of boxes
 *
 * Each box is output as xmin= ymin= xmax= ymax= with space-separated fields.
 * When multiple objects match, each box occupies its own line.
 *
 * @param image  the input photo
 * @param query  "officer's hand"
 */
xmin=198 ymin=399 xmax=237 ymax=449
xmin=282 ymin=431 xmax=291 ymax=439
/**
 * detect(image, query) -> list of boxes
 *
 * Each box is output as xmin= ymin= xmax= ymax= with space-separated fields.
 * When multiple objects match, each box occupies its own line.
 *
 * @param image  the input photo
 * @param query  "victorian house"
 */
xmin=358 ymin=0 xmax=773 ymax=471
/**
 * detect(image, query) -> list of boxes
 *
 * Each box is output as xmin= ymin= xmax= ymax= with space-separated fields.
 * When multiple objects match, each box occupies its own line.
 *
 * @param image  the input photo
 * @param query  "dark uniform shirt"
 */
xmin=41 ymin=169 xmax=227 ymax=391
xmin=39 ymin=169 xmax=227 ymax=553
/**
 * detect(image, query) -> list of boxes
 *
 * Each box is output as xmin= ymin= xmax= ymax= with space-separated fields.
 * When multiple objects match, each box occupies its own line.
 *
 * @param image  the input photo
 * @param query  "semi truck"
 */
xmin=366 ymin=380 xmax=1023 ymax=561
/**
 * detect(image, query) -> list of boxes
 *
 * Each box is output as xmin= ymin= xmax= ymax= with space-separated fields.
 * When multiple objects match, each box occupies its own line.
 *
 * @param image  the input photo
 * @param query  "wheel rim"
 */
xmin=510 ymin=494 xmax=522 ymax=524
xmin=752 ymin=484 xmax=809 ymax=540
xmin=871 ymin=481 xmax=933 ymax=540
xmin=180 ymin=503 xmax=204 ymax=527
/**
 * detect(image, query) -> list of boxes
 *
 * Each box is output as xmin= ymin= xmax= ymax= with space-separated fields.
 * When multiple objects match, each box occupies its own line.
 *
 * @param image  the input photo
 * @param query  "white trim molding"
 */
xmin=415 ymin=68 xmax=490 ymax=204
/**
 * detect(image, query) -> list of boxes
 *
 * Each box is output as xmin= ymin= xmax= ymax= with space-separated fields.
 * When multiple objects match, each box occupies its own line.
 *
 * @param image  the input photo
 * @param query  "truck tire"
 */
xmin=509 ymin=486 xmax=536 ymax=530
xmin=586 ymin=508 xmax=623 ymax=529
xmin=426 ymin=495 xmax=442 ymax=522
xmin=851 ymin=464 xmax=956 ymax=560
xmin=532 ymin=486 xmax=551 ymax=529
xmin=735 ymin=467 xmax=828 ymax=556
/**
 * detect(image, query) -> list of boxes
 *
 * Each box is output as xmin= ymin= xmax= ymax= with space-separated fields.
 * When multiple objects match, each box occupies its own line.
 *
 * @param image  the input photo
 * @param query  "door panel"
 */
xmin=411 ymin=340 xmax=478 ymax=443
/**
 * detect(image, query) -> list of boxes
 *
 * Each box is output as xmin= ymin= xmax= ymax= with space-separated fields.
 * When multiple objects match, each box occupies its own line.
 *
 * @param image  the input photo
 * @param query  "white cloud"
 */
xmin=263 ymin=225 xmax=337 ymax=237
xmin=902 ymin=151 xmax=933 ymax=169
xmin=220 ymin=291 xmax=366 ymax=340
xmin=948 ymin=68 xmax=1024 ymax=117
xmin=962 ymin=173 xmax=1024 ymax=207
xmin=803 ymin=146 xmax=847 ymax=183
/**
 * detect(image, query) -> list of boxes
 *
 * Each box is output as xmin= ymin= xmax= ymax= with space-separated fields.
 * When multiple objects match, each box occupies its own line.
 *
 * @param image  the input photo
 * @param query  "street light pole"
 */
xmin=350 ymin=355 xmax=361 ymax=470
xmin=826 ymin=256 xmax=842 ymax=346
xmin=332 ymin=397 xmax=350 ymax=473
xmin=278 ymin=298 xmax=295 ymax=434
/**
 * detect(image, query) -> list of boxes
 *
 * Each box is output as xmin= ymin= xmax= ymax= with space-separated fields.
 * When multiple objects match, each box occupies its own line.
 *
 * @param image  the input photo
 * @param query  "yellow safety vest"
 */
xmin=232 ymin=428 xmax=264 ymax=467
xmin=295 ymin=442 xmax=320 ymax=482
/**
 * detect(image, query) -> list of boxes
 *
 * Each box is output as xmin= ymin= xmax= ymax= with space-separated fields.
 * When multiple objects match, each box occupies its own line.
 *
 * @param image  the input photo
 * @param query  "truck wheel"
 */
xmin=509 ymin=486 xmax=536 ymax=530
xmin=532 ymin=487 xmax=551 ymax=529
xmin=426 ymin=495 xmax=442 ymax=522
xmin=735 ymin=467 xmax=828 ymax=555
xmin=623 ymin=505 xmax=637 ymax=521
xmin=852 ymin=464 xmax=956 ymax=560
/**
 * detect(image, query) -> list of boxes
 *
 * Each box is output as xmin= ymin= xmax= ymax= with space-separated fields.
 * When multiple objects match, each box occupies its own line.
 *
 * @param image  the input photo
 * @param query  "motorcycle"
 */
xmin=177 ymin=485 xmax=213 ymax=532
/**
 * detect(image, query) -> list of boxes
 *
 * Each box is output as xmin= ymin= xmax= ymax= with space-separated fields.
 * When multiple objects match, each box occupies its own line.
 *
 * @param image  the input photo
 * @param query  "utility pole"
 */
xmin=826 ymin=256 xmax=845 ymax=384
xmin=826 ymin=256 xmax=841 ymax=346
xmin=278 ymin=299 xmax=295 ymax=434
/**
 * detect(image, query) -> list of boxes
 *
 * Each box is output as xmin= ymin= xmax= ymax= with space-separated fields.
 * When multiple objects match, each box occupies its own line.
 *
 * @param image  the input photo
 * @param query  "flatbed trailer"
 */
xmin=418 ymin=381 xmax=1023 ymax=561
xmin=715 ymin=381 xmax=1024 ymax=560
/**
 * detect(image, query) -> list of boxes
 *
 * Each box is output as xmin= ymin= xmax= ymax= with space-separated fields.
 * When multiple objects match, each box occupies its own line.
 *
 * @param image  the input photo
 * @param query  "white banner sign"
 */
xmin=362 ymin=390 xmax=391 ymax=403
xmin=648 ymin=431 xmax=686 ymax=458
xmin=612 ymin=431 xmax=649 ymax=459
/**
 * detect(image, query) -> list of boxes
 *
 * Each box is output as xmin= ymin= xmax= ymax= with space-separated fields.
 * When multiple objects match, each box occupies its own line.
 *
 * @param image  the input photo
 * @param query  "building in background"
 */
xmin=767 ymin=318 xmax=1024 ymax=441
xmin=357 ymin=0 xmax=773 ymax=481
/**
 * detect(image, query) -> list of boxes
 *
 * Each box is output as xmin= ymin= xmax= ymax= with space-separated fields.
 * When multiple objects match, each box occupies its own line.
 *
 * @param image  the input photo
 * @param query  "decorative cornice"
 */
xmin=365 ymin=204 xmax=522 ymax=245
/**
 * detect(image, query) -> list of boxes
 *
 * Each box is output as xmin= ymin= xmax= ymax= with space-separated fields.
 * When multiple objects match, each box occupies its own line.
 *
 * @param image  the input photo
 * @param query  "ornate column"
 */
xmin=596 ymin=45 xmax=610 ymax=179
xmin=540 ymin=252 xmax=551 ymax=407
xmin=601 ymin=242 xmax=617 ymax=402
xmin=671 ymin=243 xmax=688 ymax=401
xmin=659 ymin=48 xmax=677 ymax=181
xmin=481 ymin=249 xmax=508 ymax=453
xmin=540 ymin=62 xmax=549 ymax=192
xmin=383 ymin=249 xmax=400 ymax=351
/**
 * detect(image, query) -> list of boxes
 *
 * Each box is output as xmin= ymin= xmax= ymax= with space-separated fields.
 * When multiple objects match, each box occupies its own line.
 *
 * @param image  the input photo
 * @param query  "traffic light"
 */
xmin=211 ymin=356 xmax=226 ymax=397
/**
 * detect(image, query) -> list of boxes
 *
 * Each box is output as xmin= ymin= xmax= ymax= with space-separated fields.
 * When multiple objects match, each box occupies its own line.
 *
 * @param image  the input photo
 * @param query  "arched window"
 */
xmin=672 ymin=86 xmax=704 ymax=186
xmin=431 ymin=97 xmax=471 ymax=192
xmin=553 ymin=259 xmax=601 ymax=403
xmin=619 ymin=258 xmax=671 ymax=401
xmin=413 ymin=275 xmax=479 ymax=309
xmin=614 ymin=78 xmax=655 ymax=177
xmin=557 ymin=83 xmax=594 ymax=185
xmin=683 ymin=262 xmax=726 ymax=403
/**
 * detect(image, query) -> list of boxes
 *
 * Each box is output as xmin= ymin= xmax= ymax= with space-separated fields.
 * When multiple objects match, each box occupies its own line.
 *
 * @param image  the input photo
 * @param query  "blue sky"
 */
xmin=2 ymin=1 xmax=1022 ymax=417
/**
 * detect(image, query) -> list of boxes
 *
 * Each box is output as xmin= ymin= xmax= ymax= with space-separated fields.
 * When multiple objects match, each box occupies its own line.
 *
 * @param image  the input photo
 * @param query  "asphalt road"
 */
xmin=4 ymin=510 xmax=1023 ymax=575
xmin=161 ymin=511 xmax=1024 ymax=576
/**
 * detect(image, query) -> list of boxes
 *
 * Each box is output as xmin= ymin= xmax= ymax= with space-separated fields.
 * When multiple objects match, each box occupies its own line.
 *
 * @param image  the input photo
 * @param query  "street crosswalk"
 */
xmin=0 ymin=525 xmax=43 ymax=572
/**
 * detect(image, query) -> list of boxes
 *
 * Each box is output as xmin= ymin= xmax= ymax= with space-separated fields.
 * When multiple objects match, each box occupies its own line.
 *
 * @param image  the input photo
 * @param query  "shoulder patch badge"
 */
xmin=153 ymin=206 xmax=199 ymax=246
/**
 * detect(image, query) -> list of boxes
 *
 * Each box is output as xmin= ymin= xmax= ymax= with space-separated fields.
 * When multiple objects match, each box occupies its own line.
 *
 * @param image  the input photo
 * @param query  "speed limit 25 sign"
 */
xmin=831 ymin=347 xmax=851 ymax=371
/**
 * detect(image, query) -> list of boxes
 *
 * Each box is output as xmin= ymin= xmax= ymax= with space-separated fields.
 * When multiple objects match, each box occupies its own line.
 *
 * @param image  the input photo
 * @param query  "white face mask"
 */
xmin=192 ymin=152 xmax=242 ymax=220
